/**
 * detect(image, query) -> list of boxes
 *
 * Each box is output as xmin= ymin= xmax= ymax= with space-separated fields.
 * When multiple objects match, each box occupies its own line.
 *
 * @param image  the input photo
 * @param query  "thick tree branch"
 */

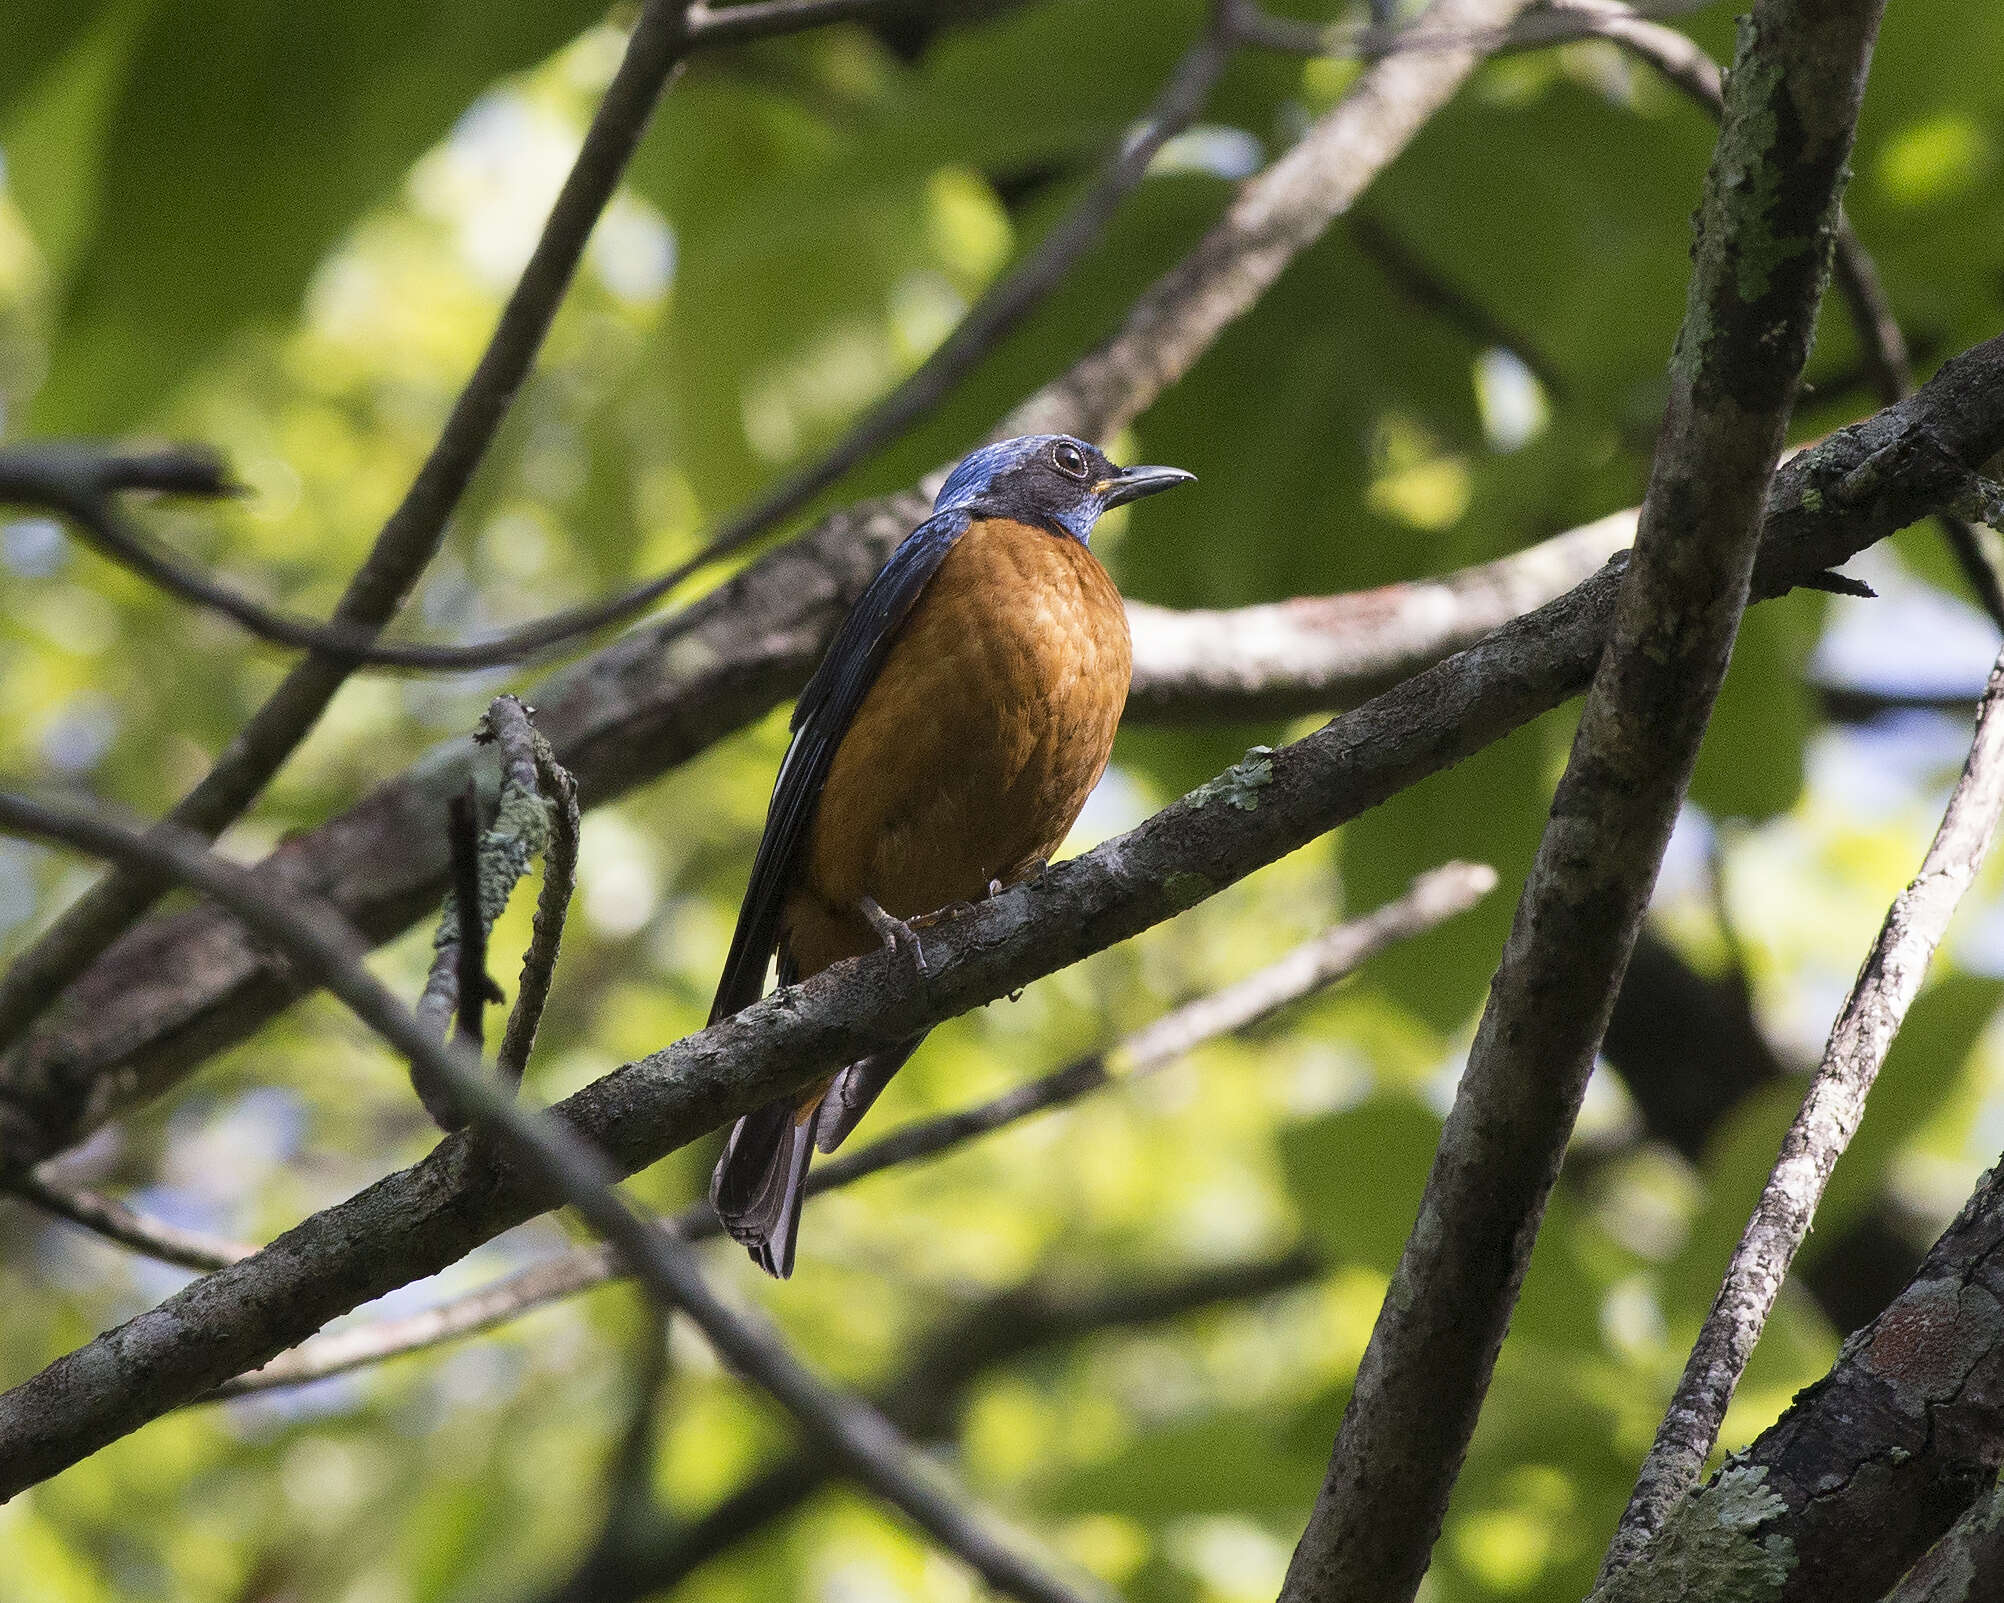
xmin=212 ymin=863 xmax=1493 ymax=1394
xmin=1603 ymin=645 xmax=2004 ymax=1579
xmin=1277 ymin=3 xmax=1885 ymax=1598
xmin=1593 ymin=1160 xmax=2004 ymax=1603
xmin=0 ymin=0 xmax=1553 ymax=1174
xmin=1 ymin=319 xmax=1991 ymax=1496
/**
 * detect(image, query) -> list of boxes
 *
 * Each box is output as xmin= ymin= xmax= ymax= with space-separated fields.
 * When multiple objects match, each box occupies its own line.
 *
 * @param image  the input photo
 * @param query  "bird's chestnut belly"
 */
xmin=782 ymin=516 xmax=1131 ymax=977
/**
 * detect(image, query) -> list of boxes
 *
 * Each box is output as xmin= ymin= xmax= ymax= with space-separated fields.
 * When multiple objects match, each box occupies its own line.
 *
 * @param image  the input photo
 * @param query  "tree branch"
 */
xmin=5 ymin=1172 xmax=253 ymax=1272
xmin=1277 ymin=2 xmax=1886 ymax=1596
xmin=1592 ymin=1158 xmax=2004 ymax=1603
xmin=212 ymin=862 xmax=1494 ymax=1395
xmin=2 ymin=309 xmax=1989 ymax=1494
xmin=1602 ymin=644 xmax=2004 ymax=1579
xmin=0 ymin=0 xmax=1559 ymax=1173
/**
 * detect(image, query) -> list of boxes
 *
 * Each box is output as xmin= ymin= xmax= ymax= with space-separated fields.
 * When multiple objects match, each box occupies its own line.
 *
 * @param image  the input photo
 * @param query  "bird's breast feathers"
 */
xmin=788 ymin=516 xmax=1131 ymax=971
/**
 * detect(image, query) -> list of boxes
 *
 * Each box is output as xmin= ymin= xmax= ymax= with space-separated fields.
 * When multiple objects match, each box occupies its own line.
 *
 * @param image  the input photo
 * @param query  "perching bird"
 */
xmin=709 ymin=433 xmax=1194 ymax=1277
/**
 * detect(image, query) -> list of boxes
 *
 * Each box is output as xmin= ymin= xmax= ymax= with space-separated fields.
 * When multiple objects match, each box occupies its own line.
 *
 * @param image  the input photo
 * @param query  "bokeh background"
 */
xmin=3 ymin=0 xmax=2004 ymax=1598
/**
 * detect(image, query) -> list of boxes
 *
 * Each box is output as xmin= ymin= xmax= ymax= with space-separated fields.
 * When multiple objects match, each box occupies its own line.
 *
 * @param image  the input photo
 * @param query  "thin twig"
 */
xmin=0 ymin=794 xmax=1099 ymax=1603
xmin=6 ymin=1172 xmax=255 ymax=1272
xmin=1278 ymin=2 xmax=1885 ymax=1596
xmin=212 ymin=863 xmax=1496 ymax=1395
xmin=0 ymin=0 xmax=698 ymax=1061
xmin=413 ymin=698 xmax=557 ymax=1125
xmin=1598 ymin=647 xmax=2004 ymax=1580
xmin=448 ymin=789 xmax=490 ymax=1055
xmin=1231 ymin=0 xmax=1715 ymax=62
xmin=499 ymin=723 xmax=581 ymax=1089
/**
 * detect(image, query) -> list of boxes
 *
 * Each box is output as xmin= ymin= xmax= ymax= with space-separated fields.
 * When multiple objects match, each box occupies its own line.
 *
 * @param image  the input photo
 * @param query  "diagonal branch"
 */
xmin=1 ymin=313 xmax=1993 ymax=1496
xmin=1276 ymin=2 xmax=1887 ymax=1597
xmin=209 ymin=862 xmax=1493 ymax=1395
xmin=1601 ymin=644 xmax=2004 ymax=1580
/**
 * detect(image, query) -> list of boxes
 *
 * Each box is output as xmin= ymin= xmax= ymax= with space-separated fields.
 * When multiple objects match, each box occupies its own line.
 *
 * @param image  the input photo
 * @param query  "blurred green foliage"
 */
xmin=3 ymin=1 xmax=2004 ymax=1600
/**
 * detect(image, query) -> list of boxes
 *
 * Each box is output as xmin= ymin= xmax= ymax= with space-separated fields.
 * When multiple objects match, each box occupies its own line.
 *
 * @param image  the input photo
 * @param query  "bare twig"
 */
xmin=1230 ymin=0 xmax=1715 ymax=61
xmin=6 ymin=1172 xmax=254 ymax=1272
xmin=0 ymin=0 xmax=698 ymax=1063
xmin=499 ymin=726 xmax=581 ymax=1089
xmin=1600 ymin=647 xmax=2004 ymax=1578
xmin=412 ymin=698 xmax=558 ymax=1125
xmin=1278 ymin=2 xmax=1885 ymax=1596
xmin=214 ymin=863 xmax=1496 ymax=1395
xmin=0 ymin=794 xmax=1099 ymax=1603
xmin=448 ymin=790 xmax=489 ymax=1054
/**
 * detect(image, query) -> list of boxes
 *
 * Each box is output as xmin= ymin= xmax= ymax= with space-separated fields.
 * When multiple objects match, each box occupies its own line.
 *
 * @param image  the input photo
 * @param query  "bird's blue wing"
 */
xmin=709 ymin=507 xmax=972 ymax=1023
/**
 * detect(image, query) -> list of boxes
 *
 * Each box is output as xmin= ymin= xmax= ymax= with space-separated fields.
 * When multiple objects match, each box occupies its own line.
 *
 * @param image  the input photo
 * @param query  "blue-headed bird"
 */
xmin=709 ymin=434 xmax=1194 ymax=1276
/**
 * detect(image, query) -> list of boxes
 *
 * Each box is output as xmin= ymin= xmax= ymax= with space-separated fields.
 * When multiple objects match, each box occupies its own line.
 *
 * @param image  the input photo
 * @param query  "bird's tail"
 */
xmin=711 ymin=1091 xmax=823 ymax=1279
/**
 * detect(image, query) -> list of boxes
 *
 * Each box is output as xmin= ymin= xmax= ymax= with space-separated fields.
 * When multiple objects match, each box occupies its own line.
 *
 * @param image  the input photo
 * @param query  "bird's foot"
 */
xmin=860 ymin=894 xmax=928 ymax=981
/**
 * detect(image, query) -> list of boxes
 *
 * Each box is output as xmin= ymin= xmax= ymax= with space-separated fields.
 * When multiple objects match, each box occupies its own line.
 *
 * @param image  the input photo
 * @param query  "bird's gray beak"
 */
xmin=1097 ymin=464 xmax=1196 ymax=508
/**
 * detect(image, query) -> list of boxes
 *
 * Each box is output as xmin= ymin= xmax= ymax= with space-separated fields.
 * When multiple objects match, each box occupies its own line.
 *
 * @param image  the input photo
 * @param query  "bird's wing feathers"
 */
xmin=708 ymin=507 xmax=972 ymax=1023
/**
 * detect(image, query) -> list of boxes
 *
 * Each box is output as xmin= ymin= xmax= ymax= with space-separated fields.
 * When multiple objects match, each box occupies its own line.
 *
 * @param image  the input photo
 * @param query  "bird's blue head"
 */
xmin=933 ymin=434 xmax=1194 ymax=544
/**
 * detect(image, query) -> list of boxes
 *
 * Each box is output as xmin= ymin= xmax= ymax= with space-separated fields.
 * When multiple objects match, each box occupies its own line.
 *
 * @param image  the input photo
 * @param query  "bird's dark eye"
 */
xmin=1052 ymin=441 xmax=1088 ymax=479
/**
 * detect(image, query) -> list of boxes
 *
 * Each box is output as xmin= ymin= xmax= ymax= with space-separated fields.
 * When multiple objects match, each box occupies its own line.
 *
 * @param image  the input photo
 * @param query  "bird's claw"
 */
xmin=860 ymin=894 xmax=928 ymax=981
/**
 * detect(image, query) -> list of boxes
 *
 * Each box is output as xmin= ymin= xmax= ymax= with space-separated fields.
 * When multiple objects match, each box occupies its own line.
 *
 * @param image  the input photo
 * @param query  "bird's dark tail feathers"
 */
xmin=711 ymin=1034 xmax=927 ymax=1278
xmin=712 ymin=1095 xmax=821 ymax=1279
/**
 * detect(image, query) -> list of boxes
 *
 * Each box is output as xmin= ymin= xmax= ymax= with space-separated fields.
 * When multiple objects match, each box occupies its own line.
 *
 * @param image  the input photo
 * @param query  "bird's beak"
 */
xmin=1097 ymin=464 xmax=1196 ymax=508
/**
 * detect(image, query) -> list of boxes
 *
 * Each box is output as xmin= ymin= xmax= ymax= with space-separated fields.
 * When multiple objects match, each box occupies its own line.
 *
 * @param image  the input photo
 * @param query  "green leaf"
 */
xmin=32 ymin=0 xmax=608 ymax=433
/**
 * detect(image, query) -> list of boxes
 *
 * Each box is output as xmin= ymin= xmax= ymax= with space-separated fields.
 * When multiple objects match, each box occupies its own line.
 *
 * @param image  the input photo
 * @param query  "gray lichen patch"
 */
xmin=1602 ymin=1462 xmax=1796 ymax=1603
xmin=1188 ymin=746 xmax=1277 ymax=812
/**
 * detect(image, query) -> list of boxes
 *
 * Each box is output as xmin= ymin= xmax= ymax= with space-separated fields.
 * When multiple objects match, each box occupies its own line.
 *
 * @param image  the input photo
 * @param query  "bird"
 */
xmin=708 ymin=433 xmax=1194 ymax=1277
